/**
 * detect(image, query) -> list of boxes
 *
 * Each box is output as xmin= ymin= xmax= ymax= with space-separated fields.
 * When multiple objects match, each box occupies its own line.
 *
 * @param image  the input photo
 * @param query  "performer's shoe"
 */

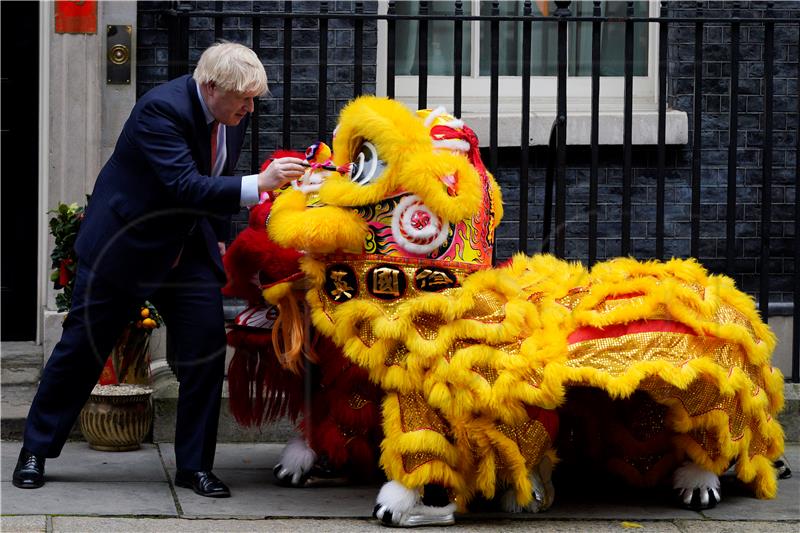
xmin=304 ymin=456 xmax=350 ymax=487
xmin=174 ymin=470 xmax=231 ymax=498
xmin=12 ymin=448 xmax=45 ymax=489
xmin=373 ymin=481 xmax=455 ymax=527
xmin=673 ymin=462 xmax=720 ymax=510
xmin=373 ymin=503 xmax=456 ymax=527
xmin=775 ymin=457 xmax=793 ymax=479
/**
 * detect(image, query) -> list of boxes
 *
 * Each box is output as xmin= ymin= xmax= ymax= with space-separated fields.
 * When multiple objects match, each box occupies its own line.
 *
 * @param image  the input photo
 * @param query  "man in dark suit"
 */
xmin=13 ymin=42 xmax=306 ymax=498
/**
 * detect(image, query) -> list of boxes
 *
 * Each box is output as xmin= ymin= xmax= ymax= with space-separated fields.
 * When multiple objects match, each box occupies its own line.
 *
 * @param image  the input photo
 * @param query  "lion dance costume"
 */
xmin=223 ymin=152 xmax=383 ymax=487
xmin=233 ymin=96 xmax=784 ymax=527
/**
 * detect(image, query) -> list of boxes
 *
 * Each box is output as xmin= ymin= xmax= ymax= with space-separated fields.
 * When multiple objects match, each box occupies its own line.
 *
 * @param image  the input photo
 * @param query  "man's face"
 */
xmin=204 ymin=82 xmax=259 ymax=126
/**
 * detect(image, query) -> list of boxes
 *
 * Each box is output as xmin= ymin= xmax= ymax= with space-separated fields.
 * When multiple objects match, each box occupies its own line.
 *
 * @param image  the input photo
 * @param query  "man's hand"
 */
xmin=258 ymin=157 xmax=306 ymax=193
xmin=218 ymin=241 xmax=227 ymax=257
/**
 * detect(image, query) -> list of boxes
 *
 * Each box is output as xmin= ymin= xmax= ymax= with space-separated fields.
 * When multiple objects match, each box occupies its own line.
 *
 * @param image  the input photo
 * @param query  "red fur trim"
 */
xmin=222 ymin=225 xmax=302 ymax=303
xmin=312 ymin=419 xmax=350 ymax=467
xmin=346 ymin=437 xmax=379 ymax=481
xmin=222 ymin=230 xmax=270 ymax=302
xmin=259 ymin=149 xmax=306 ymax=172
xmin=248 ymin=200 xmax=272 ymax=230
xmin=226 ymin=328 xmax=305 ymax=426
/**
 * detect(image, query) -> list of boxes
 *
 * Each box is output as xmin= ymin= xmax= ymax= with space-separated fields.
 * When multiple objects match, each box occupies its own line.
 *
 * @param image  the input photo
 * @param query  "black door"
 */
xmin=1 ymin=1 xmax=40 ymax=340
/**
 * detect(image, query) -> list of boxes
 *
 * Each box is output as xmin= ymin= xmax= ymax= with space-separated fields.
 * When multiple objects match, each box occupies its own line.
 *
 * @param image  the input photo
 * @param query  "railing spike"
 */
xmin=554 ymin=1 xmax=571 ymax=16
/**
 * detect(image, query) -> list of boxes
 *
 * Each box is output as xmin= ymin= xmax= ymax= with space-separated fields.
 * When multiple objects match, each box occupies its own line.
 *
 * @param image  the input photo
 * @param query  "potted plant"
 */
xmin=48 ymin=201 xmax=160 ymax=451
xmin=48 ymin=202 xmax=84 ymax=312
xmin=79 ymin=304 xmax=162 ymax=451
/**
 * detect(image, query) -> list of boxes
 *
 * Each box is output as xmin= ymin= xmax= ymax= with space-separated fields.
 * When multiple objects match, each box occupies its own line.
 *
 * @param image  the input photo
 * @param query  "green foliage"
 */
xmin=48 ymin=202 xmax=84 ymax=312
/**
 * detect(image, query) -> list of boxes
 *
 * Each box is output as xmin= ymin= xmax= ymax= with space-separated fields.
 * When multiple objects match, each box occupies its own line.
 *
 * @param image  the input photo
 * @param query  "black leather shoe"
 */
xmin=174 ymin=470 xmax=230 ymax=498
xmin=12 ymin=448 xmax=45 ymax=489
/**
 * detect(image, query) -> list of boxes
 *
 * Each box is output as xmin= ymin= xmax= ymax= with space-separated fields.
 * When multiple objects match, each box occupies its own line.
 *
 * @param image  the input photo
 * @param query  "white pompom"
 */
xmin=277 ymin=437 xmax=316 ymax=475
xmin=673 ymin=461 xmax=720 ymax=492
xmin=376 ymin=480 xmax=420 ymax=514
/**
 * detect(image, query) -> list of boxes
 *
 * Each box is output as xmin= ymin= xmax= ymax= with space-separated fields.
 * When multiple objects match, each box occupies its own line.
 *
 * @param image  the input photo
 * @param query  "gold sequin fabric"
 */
xmin=497 ymin=419 xmax=552 ymax=467
xmin=402 ymin=451 xmax=441 ymax=474
xmin=398 ymin=392 xmax=448 ymax=434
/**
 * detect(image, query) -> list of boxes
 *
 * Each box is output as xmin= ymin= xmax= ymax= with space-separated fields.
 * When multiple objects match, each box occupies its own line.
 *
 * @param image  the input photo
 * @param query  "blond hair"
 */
xmin=193 ymin=41 xmax=268 ymax=95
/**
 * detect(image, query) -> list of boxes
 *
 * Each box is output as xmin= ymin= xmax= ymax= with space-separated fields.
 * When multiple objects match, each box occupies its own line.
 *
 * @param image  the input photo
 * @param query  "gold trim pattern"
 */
xmin=398 ymin=392 xmax=448 ymax=434
xmin=402 ymin=451 xmax=440 ymax=473
xmin=497 ymin=419 xmax=552 ymax=467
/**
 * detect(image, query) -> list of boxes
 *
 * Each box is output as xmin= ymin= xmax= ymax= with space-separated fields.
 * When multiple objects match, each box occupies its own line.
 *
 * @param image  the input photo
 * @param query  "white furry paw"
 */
xmin=500 ymin=456 xmax=555 ymax=513
xmin=372 ymin=481 xmax=455 ymax=527
xmin=273 ymin=437 xmax=316 ymax=487
xmin=673 ymin=461 xmax=721 ymax=510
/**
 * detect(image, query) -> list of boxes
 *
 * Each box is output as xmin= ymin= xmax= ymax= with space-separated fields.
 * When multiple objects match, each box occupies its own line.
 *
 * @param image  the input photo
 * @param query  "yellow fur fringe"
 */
xmin=299 ymin=253 xmax=784 ymax=501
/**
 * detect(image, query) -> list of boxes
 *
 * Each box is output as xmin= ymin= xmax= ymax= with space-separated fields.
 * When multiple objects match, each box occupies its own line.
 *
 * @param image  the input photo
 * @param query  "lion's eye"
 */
xmin=350 ymin=141 xmax=386 ymax=185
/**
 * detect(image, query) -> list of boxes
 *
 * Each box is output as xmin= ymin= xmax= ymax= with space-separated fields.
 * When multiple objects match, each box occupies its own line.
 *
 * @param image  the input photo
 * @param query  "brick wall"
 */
xmin=136 ymin=1 xmax=798 ymax=303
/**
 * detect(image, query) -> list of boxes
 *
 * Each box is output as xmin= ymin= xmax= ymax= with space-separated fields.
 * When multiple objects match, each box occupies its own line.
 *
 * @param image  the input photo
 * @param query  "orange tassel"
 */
xmin=271 ymin=292 xmax=318 ymax=374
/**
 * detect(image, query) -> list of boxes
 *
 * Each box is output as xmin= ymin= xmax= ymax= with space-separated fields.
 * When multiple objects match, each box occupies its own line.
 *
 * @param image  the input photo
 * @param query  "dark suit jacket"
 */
xmin=75 ymin=75 xmax=249 ymax=296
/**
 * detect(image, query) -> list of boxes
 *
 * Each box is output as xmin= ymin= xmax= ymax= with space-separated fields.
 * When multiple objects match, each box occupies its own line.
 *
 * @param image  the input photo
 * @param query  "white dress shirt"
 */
xmin=196 ymin=83 xmax=259 ymax=207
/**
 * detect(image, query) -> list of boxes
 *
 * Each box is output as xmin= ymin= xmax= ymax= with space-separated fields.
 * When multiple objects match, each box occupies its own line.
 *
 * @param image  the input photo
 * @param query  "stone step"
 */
xmin=0 ymin=380 xmax=297 ymax=443
xmin=151 ymin=378 xmax=298 ymax=443
xmin=1 ymin=342 xmax=43 ymax=385
xmin=3 ymin=388 xmax=798 ymax=443
xmin=0 ymin=383 xmax=81 ymax=441
xmin=781 ymin=382 xmax=800 ymax=442
xmin=152 ymin=397 xmax=297 ymax=443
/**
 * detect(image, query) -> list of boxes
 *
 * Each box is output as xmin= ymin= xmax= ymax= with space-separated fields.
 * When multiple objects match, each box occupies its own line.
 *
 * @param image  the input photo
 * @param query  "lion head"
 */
xmin=268 ymin=96 xmax=503 ymax=272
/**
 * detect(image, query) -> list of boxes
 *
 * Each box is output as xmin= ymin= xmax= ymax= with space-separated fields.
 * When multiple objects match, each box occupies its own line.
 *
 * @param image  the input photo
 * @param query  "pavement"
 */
xmin=1 ymin=440 xmax=798 ymax=533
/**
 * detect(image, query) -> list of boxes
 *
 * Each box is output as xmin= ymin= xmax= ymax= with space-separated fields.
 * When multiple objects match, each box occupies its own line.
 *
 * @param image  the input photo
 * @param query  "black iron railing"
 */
xmin=158 ymin=1 xmax=799 ymax=383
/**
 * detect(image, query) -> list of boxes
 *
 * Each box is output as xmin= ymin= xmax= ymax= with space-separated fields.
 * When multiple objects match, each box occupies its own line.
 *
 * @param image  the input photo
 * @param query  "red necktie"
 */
xmin=210 ymin=121 xmax=219 ymax=173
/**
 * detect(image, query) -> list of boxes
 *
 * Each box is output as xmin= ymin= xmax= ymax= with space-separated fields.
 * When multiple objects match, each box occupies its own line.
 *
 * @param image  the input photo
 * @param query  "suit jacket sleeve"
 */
xmin=129 ymin=97 xmax=243 ymax=215
xmin=209 ymin=214 xmax=232 ymax=242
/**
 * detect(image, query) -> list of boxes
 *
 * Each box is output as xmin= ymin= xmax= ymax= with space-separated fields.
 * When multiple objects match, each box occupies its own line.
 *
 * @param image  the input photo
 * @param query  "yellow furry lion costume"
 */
xmin=265 ymin=96 xmax=784 ymax=525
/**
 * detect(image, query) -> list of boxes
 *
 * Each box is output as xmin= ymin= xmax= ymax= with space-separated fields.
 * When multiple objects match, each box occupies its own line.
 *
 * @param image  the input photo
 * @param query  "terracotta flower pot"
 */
xmin=79 ymin=384 xmax=153 ymax=451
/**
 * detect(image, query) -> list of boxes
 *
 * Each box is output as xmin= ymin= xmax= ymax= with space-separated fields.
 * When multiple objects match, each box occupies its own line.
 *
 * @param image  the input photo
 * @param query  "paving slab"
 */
xmin=2 ymin=441 xmax=797 ymax=526
xmin=175 ymin=469 xmax=379 ymax=518
xmin=160 ymin=442 xmax=378 ymax=518
xmin=1 ymin=441 xmax=167 ymax=483
xmin=0 ymin=515 xmax=47 ymax=533
xmin=162 ymin=443 xmax=698 ymax=521
xmin=158 ymin=442 xmax=283 ymax=471
xmin=161 ymin=442 xmax=799 ymax=521
xmin=49 ymin=517 xmax=686 ymax=532
xmin=1 ymin=481 xmax=177 ymax=516
xmin=508 ymin=501 xmax=702 ymax=521
xmin=701 ymin=444 xmax=800 ymax=521
xmin=676 ymin=520 xmax=800 ymax=533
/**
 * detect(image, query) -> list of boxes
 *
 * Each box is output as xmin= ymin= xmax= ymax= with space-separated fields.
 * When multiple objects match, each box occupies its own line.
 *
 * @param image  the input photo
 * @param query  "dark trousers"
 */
xmin=23 ymin=235 xmax=227 ymax=472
